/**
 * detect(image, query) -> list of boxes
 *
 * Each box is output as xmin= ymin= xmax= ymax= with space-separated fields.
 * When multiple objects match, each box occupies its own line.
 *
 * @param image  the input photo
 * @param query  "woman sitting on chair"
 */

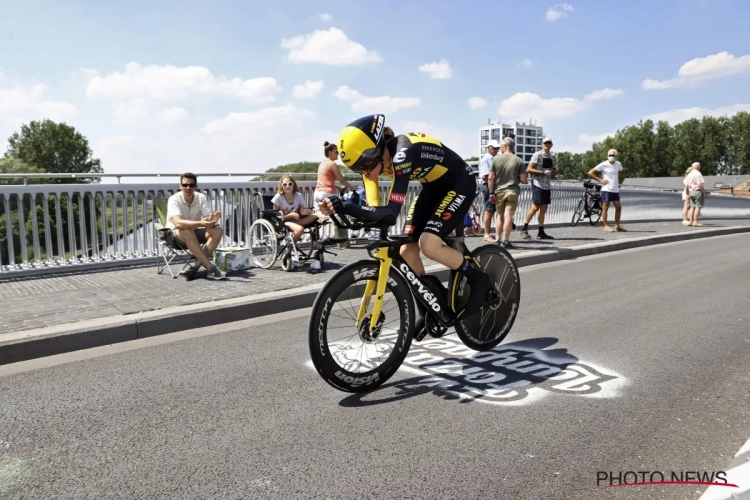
xmin=271 ymin=176 xmax=321 ymax=243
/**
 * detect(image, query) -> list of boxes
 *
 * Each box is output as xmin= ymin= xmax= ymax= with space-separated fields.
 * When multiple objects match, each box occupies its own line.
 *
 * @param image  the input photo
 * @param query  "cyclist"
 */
xmin=318 ymin=114 xmax=493 ymax=328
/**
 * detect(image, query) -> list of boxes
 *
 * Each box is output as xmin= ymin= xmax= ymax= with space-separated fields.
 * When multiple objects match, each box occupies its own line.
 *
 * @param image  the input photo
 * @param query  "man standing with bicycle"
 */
xmin=588 ymin=149 xmax=626 ymax=232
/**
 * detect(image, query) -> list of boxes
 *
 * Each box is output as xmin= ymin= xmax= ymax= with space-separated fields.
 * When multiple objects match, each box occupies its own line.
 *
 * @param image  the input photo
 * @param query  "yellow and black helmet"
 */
xmin=338 ymin=114 xmax=387 ymax=173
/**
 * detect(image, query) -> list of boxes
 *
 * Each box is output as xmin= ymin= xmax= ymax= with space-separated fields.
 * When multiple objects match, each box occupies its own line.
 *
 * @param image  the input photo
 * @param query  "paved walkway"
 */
xmin=1 ymin=219 xmax=748 ymax=335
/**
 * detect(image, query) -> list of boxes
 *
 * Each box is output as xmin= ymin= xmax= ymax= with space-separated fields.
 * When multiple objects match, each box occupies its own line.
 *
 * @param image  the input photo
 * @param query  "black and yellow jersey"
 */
xmin=343 ymin=132 xmax=473 ymax=222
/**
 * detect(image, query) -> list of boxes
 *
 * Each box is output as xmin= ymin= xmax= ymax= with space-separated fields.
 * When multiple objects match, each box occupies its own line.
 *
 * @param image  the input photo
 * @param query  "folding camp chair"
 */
xmin=153 ymin=196 xmax=205 ymax=278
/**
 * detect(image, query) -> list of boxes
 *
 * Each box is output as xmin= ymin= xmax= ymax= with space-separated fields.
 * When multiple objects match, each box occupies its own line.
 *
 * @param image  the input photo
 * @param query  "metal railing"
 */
xmin=1 ymin=179 xmax=750 ymax=275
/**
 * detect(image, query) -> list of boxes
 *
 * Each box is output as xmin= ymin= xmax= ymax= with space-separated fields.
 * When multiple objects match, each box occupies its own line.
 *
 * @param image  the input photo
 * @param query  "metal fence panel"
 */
xmin=1 ymin=180 xmax=749 ymax=274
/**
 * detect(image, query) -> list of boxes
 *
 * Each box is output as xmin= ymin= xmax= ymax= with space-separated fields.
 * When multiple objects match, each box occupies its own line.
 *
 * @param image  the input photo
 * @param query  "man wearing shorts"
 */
xmin=520 ymin=138 xmax=556 ymax=239
xmin=166 ymin=173 xmax=227 ymax=280
xmin=588 ymin=149 xmax=626 ymax=232
xmin=488 ymin=138 xmax=527 ymax=249
xmin=478 ymin=140 xmax=500 ymax=242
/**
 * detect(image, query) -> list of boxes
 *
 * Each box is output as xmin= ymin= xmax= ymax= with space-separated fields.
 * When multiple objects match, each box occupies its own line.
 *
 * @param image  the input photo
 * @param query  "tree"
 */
xmin=464 ymin=156 xmax=479 ymax=162
xmin=0 ymin=158 xmax=46 ymax=185
xmin=5 ymin=119 xmax=103 ymax=184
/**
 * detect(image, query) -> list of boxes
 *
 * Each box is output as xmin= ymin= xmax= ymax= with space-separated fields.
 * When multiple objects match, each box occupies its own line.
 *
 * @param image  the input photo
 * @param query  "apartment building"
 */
xmin=479 ymin=120 xmax=544 ymax=165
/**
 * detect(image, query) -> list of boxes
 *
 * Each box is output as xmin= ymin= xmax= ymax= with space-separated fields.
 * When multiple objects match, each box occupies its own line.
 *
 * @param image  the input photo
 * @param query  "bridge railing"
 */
xmin=1 ymin=178 xmax=750 ymax=274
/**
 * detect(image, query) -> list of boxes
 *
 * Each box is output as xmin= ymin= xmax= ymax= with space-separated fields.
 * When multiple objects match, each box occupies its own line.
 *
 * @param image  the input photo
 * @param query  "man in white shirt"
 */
xmin=588 ymin=149 xmax=626 ymax=232
xmin=166 ymin=173 xmax=226 ymax=280
xmin=684 ymin=162 xmax=709 ymax=227
xmin=478 ymin=140 xmax=500 ymax=242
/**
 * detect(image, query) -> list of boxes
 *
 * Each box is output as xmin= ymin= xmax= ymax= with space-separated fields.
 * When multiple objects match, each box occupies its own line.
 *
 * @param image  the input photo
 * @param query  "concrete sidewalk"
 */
xmin=1 ymin=219 xmax=749 ymax=365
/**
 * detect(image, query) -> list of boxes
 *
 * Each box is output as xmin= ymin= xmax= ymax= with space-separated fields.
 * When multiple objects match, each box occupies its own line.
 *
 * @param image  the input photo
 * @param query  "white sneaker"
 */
xmin=310 ymin=260 xmax=322 ymax=270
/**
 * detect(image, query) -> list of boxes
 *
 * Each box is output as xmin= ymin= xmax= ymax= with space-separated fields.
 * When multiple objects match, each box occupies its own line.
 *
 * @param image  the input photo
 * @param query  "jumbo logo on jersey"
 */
xmin=434 ymin=191 xmax=457 ymax=217
xmin=394 ymin=148 xmax=408 ymax=164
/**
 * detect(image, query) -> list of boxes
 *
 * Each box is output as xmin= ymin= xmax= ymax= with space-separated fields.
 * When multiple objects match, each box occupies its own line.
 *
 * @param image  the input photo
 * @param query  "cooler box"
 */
xmin=213 ymin=247 xmax=252 ymax=271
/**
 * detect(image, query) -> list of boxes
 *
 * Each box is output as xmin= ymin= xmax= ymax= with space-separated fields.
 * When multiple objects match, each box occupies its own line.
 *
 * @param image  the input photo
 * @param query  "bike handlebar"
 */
xmin=328 ymin=211 xmax=395 ymax=231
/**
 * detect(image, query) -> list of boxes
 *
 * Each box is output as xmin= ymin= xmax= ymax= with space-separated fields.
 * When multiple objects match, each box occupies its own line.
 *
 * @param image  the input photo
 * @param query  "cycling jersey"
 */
xmin=340 ymin=132 xmax=475 ymax=238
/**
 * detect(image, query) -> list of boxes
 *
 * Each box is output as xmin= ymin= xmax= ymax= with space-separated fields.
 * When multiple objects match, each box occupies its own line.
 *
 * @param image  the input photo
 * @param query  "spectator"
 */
xmin=685 ymin=162 xmax=709 ymax=226
xmin=520 ymin=138 xmax=556 ymax=239
xmin=166 ymin=173 xmax=226 ymax=280
xmin=273 ymin=175 xmax=322 ymax=243
xmin=478 ymin=140 xmax=501 ymax=242
xmin=488 ymin=137 xmax=527 ymax=249
xmin=681 ymin=165 xmax=694 ymax=226
xmin=588 ymin=149 xmax=627 ymax=232
xmin=314 ymin=142 xmax=356 ymax=207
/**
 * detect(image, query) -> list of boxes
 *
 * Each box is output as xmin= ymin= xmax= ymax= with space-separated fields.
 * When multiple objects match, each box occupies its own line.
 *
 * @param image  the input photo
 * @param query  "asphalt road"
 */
xmin=1 ymin=234 xmax=749 ymax=500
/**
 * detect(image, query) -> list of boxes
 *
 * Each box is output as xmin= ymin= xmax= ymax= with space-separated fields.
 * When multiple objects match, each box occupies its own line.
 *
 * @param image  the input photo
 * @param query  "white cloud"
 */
xmin=93 ymin=104 xmax=329 ymax=174
xmin=546 ymin=3 xmax=574 ymax=22
xmin=85 ymin=62 xmax=281 ymax=102
xmin=201 ymin=104 xmax=316 ymax=135
xmin=497 ymin=87 xmax=623 ymax=123
xmin=400 ymin=120 xmax=476 ymax=159
xmin=518 ymin=59 xmax=533 ymax=69
xmin=317 ymin=13 xmax=333 ymax=22
xmin=468 ymin=97 xmax=488 ymax=109
xmin=584 ymin=88 xmax=625 ymax=101
xmin=159 ymin=107 xmax=188 ymax=124
xmin=558 ymin=132 xmax=615 ymax=153
xmin=333 ymin=86 xmax=420 ymax=114
xmin=293 ymin=80 xmax=324 ymax=99
xmin=112 ymin=98 xmax=149 ymax=126
xmin=281 ymin=27 xmax=382 ymax=65
xmin=419 ymin=59 xmax=452 ymax=79
xmin=0 ymin=81 xmax=77 ymax=126
xmin=642 ymin=51 xmax=750 ymax=90
xmin=644 ymin=103 xmax=750 ymax=124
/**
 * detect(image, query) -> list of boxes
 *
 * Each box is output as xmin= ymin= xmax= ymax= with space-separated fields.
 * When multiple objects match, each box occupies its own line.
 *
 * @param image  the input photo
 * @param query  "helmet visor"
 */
xmin=347 ymin=147 xmax=382 ymax=173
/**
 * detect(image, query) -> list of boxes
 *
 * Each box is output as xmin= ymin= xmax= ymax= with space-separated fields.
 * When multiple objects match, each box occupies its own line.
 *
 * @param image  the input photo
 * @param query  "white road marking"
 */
xmin=699 ymin=435 xmax=750 ymax=500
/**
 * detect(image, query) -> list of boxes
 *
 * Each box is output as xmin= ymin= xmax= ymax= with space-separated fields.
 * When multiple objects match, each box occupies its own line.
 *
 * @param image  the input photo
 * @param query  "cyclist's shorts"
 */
xmin=402 ymin=174 xmax=476 ymax=240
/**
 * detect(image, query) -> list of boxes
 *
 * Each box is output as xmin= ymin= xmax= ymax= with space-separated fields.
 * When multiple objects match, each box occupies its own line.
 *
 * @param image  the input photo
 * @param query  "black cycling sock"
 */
xmin=522 ymin=222 xmax=529 ymax=231
xmin=456 ymin=258 xmax=490 ymax=318
xmin=457 ymin=258 xmax=483 ymax=279
xmin=538 ymin=226 xmax=545 ymax=234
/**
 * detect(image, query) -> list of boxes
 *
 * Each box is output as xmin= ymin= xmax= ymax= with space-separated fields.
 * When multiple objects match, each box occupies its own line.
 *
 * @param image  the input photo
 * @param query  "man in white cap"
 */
xmin=520 ymin=137 xmax=557 ymax=239
xmin=588 ymin=149 xmax=626 ymax=232
xmin=478 ymin=140 xmax=501 ymax=242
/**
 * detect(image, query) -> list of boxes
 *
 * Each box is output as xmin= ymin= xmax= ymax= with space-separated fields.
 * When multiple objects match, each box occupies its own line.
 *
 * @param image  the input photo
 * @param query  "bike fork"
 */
xmin=355 ymin=247 xmax=392 ymax=332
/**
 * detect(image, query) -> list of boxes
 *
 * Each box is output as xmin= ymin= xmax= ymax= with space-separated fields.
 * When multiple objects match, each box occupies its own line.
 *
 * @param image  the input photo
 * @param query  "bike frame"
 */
xmin=354 ymin=230 xmax=475 ymax=332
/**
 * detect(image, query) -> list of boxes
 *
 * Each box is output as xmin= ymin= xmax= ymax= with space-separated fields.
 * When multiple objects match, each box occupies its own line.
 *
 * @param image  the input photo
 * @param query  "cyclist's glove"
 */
xmin=327 ymin=195 xmax=348 ymax=214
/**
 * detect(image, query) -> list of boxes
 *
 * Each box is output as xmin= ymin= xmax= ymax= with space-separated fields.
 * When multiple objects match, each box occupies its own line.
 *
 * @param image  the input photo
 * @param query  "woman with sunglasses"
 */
xmin=272 ymin=176 xmax=320 ymax=243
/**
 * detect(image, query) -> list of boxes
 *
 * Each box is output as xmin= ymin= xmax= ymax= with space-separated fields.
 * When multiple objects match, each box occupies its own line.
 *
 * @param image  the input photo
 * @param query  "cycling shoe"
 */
xmin=457 ymin=272 xmax=491 ymax=319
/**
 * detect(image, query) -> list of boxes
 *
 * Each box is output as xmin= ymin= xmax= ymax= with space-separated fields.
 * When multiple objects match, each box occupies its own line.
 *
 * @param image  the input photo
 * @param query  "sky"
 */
xmin=1 ymin=0 xmax=750 ymax=179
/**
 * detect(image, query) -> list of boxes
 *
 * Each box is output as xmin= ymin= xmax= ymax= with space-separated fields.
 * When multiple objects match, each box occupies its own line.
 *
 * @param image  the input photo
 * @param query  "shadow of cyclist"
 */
xmin=338 ymin=337 xmax=611 ymax=408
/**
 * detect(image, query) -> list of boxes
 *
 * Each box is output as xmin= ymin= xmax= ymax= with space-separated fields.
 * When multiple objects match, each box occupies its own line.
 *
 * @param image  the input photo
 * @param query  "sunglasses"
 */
xmin=282 ymin=182 xmax=294 ymax=187
xmin=181 ymin=183 xmax=196 ymax=188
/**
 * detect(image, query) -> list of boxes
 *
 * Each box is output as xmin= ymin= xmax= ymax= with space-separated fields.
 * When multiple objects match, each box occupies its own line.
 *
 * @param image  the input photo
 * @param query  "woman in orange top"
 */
xmin=313 ymin=141 xmax=356 ymax=207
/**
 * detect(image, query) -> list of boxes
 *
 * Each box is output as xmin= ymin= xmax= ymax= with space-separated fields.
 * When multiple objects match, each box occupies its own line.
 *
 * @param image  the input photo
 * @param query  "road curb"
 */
xmin=2 ymin=225 xmax=748 ymax=365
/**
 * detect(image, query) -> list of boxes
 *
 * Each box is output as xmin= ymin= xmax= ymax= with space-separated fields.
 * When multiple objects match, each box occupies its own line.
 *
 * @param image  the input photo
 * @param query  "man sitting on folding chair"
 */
xmin=166 ymin=172 xmax=227 ymax=280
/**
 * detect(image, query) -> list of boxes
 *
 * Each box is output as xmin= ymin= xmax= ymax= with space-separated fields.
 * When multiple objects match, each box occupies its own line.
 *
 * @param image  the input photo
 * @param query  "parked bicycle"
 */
xmin=308 ymin=213 xmax=521 ymax=393
xmin=571 ymin=181 xmax=602 ymax=226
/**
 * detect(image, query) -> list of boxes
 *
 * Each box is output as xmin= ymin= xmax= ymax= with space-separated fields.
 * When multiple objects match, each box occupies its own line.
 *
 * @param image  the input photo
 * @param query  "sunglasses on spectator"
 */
xmin=181 ymin=183 xmax=196 ymax=188
xmin=282 ymin=182 xmax=294 ymax=187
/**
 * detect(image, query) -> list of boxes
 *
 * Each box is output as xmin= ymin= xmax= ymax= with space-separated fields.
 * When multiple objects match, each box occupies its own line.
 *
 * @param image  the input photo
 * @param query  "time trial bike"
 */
xmin=308 ymin=213 xmax=521 ymax=393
